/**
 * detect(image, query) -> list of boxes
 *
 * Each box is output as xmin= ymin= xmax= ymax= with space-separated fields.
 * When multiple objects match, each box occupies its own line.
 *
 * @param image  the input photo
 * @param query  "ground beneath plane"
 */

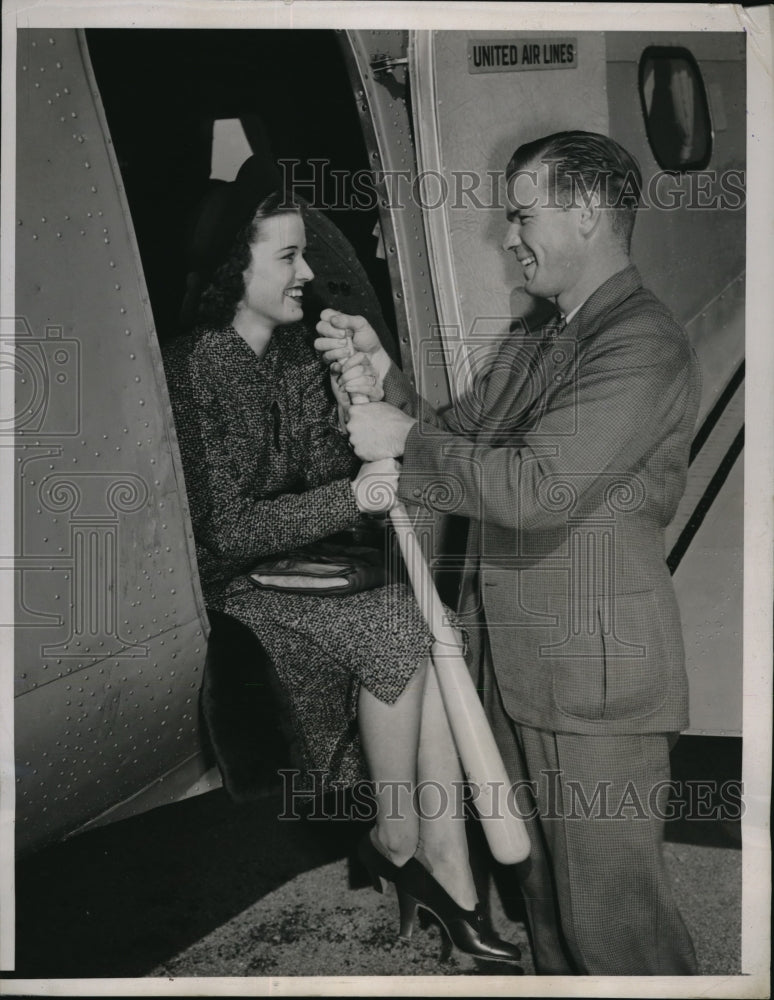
xmin=148 ymin=839 xmax=741 ymax=979
xmin=13 ymin=780 xmax=742 ymax=982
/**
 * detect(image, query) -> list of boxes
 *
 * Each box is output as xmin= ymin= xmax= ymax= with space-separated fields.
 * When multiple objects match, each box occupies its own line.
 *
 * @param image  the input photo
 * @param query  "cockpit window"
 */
xmin=639 ymin=47 xmax=712 ymax=171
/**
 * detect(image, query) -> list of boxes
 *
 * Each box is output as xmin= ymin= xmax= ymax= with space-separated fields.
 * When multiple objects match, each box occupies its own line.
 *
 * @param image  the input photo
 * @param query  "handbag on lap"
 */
xmin=247 ymin=528 xmax=388 ymax=596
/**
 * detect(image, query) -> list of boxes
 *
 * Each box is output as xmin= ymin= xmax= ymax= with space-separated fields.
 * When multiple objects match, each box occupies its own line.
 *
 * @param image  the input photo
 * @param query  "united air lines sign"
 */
xmin=468 ymin=37 xmax=578 ymax=73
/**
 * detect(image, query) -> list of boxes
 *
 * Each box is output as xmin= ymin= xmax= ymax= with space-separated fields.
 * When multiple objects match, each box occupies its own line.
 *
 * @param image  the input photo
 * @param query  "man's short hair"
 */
xmin=506 ymin=131 xmax=643 ymax=252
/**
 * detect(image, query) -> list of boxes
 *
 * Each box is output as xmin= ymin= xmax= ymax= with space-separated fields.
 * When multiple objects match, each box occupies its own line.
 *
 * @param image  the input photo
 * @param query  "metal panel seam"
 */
xmin=13 ymin=613 xmax=207 ymax=698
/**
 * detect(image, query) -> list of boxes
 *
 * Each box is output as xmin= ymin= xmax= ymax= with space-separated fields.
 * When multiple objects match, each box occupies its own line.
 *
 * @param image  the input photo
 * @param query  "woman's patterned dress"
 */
xmin=162 ymin=323 xmax=433 ymax=784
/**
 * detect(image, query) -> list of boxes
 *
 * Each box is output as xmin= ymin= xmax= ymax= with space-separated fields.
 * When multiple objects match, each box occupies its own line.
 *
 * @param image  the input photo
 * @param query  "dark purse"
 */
xmin=247 ymin=528 xmax=388 ymax=596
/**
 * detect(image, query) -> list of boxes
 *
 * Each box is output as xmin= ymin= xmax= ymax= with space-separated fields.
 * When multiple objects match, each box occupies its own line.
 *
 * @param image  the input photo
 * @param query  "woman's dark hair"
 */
xmin=196 ymin=191 xmax=301 ymax=329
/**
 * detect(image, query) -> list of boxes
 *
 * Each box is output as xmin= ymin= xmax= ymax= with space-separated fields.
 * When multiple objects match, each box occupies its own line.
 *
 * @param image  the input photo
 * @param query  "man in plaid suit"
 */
xmin=317 ymin=131 xmax=699 ymax=974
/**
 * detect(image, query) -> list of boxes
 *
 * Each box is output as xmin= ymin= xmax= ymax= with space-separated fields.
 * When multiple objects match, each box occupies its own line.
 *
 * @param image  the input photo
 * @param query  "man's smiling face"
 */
xmin=503 ymin=161 xmax=587 ymax=312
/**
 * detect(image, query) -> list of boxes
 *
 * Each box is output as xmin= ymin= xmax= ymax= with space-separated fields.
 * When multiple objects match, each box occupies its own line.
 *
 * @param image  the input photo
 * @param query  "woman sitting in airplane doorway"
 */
xmin=162 ymin=155 xmax=520 ymax=968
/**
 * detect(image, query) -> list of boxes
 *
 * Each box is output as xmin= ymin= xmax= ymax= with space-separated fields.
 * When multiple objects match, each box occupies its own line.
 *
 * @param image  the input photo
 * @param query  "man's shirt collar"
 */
xmin=562 ymin=301 xmax=585 ymax=327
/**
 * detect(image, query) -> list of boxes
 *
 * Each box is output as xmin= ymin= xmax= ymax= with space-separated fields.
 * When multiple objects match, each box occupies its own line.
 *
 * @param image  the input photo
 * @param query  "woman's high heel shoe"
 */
xmin=396 ymin=857 xmax=522 ymax=966
xmin=357 ymin=831 xmax=405 ymax=895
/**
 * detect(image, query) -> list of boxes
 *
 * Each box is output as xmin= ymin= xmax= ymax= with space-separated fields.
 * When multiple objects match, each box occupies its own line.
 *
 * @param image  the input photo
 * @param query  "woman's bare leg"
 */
xmin=358 ymin=648 xmax=478 ymax=909
xmin=357 ymin=660 xmax=427 ymax=866
xmin=414 ymin=650 xmax=477 ymax=910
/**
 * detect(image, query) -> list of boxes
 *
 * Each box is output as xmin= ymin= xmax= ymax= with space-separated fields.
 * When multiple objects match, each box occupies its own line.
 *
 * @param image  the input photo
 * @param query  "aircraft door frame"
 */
xmin=340 ymin=30 xmax=452 ymax=414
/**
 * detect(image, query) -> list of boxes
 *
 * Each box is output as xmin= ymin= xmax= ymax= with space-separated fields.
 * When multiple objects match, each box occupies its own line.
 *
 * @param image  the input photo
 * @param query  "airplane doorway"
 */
xmin=86 ymin=28 xmax=398 ymax=347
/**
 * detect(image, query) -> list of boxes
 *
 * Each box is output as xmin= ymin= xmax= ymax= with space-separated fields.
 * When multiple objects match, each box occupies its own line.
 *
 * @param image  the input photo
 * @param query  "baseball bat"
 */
xmin=345 ymin=342 xmax=530 ymax=865
xmin=387 ymin=503 xmax=530 ymax=864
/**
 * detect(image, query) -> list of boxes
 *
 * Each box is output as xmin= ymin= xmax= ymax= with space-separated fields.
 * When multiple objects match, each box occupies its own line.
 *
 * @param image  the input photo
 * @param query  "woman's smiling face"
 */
xmin=238 ymin=211 xmax=314 ymax=332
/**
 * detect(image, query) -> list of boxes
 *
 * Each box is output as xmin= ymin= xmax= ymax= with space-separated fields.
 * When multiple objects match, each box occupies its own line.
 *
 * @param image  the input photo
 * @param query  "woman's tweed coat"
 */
xmin=162 ymin=322 xmax=433 ymax=784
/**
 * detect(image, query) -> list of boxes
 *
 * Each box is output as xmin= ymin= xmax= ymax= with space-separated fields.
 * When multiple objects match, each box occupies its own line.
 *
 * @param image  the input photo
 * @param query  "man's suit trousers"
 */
xmin=475 ymin=632 xmax=698 ymax=975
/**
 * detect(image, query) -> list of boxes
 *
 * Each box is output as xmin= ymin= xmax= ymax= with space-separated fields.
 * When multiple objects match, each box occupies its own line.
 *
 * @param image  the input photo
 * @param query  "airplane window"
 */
xmin=211 ymin=119 xmax=254 ymax=181
xmin=639 ymin=47 xmax=712 ymax=171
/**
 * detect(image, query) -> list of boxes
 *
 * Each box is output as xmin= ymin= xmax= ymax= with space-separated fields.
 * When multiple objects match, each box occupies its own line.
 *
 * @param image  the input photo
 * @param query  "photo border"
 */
xmin=1 ymin=2 xmax=771 ymax=996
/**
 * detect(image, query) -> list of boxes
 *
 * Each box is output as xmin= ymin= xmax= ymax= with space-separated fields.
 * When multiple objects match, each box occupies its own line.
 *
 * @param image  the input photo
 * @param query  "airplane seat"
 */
xmin=177 ymin=178 xmax=231 ymax=332
xmin=297 ymin=195 xmax=402 ymax=367
xmin=200 ymin=609 xmax=297 ymax=802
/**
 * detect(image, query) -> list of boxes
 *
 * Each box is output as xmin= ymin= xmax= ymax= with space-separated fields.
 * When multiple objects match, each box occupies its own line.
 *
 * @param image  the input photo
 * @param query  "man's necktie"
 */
xmin=544 ymin=313 xmax=567 ymax=339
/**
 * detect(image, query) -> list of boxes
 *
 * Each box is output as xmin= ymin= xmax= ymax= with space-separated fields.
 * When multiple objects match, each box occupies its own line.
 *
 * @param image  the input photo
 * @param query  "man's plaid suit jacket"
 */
xmin=386 ymin=265 xmax=702 ymax=735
